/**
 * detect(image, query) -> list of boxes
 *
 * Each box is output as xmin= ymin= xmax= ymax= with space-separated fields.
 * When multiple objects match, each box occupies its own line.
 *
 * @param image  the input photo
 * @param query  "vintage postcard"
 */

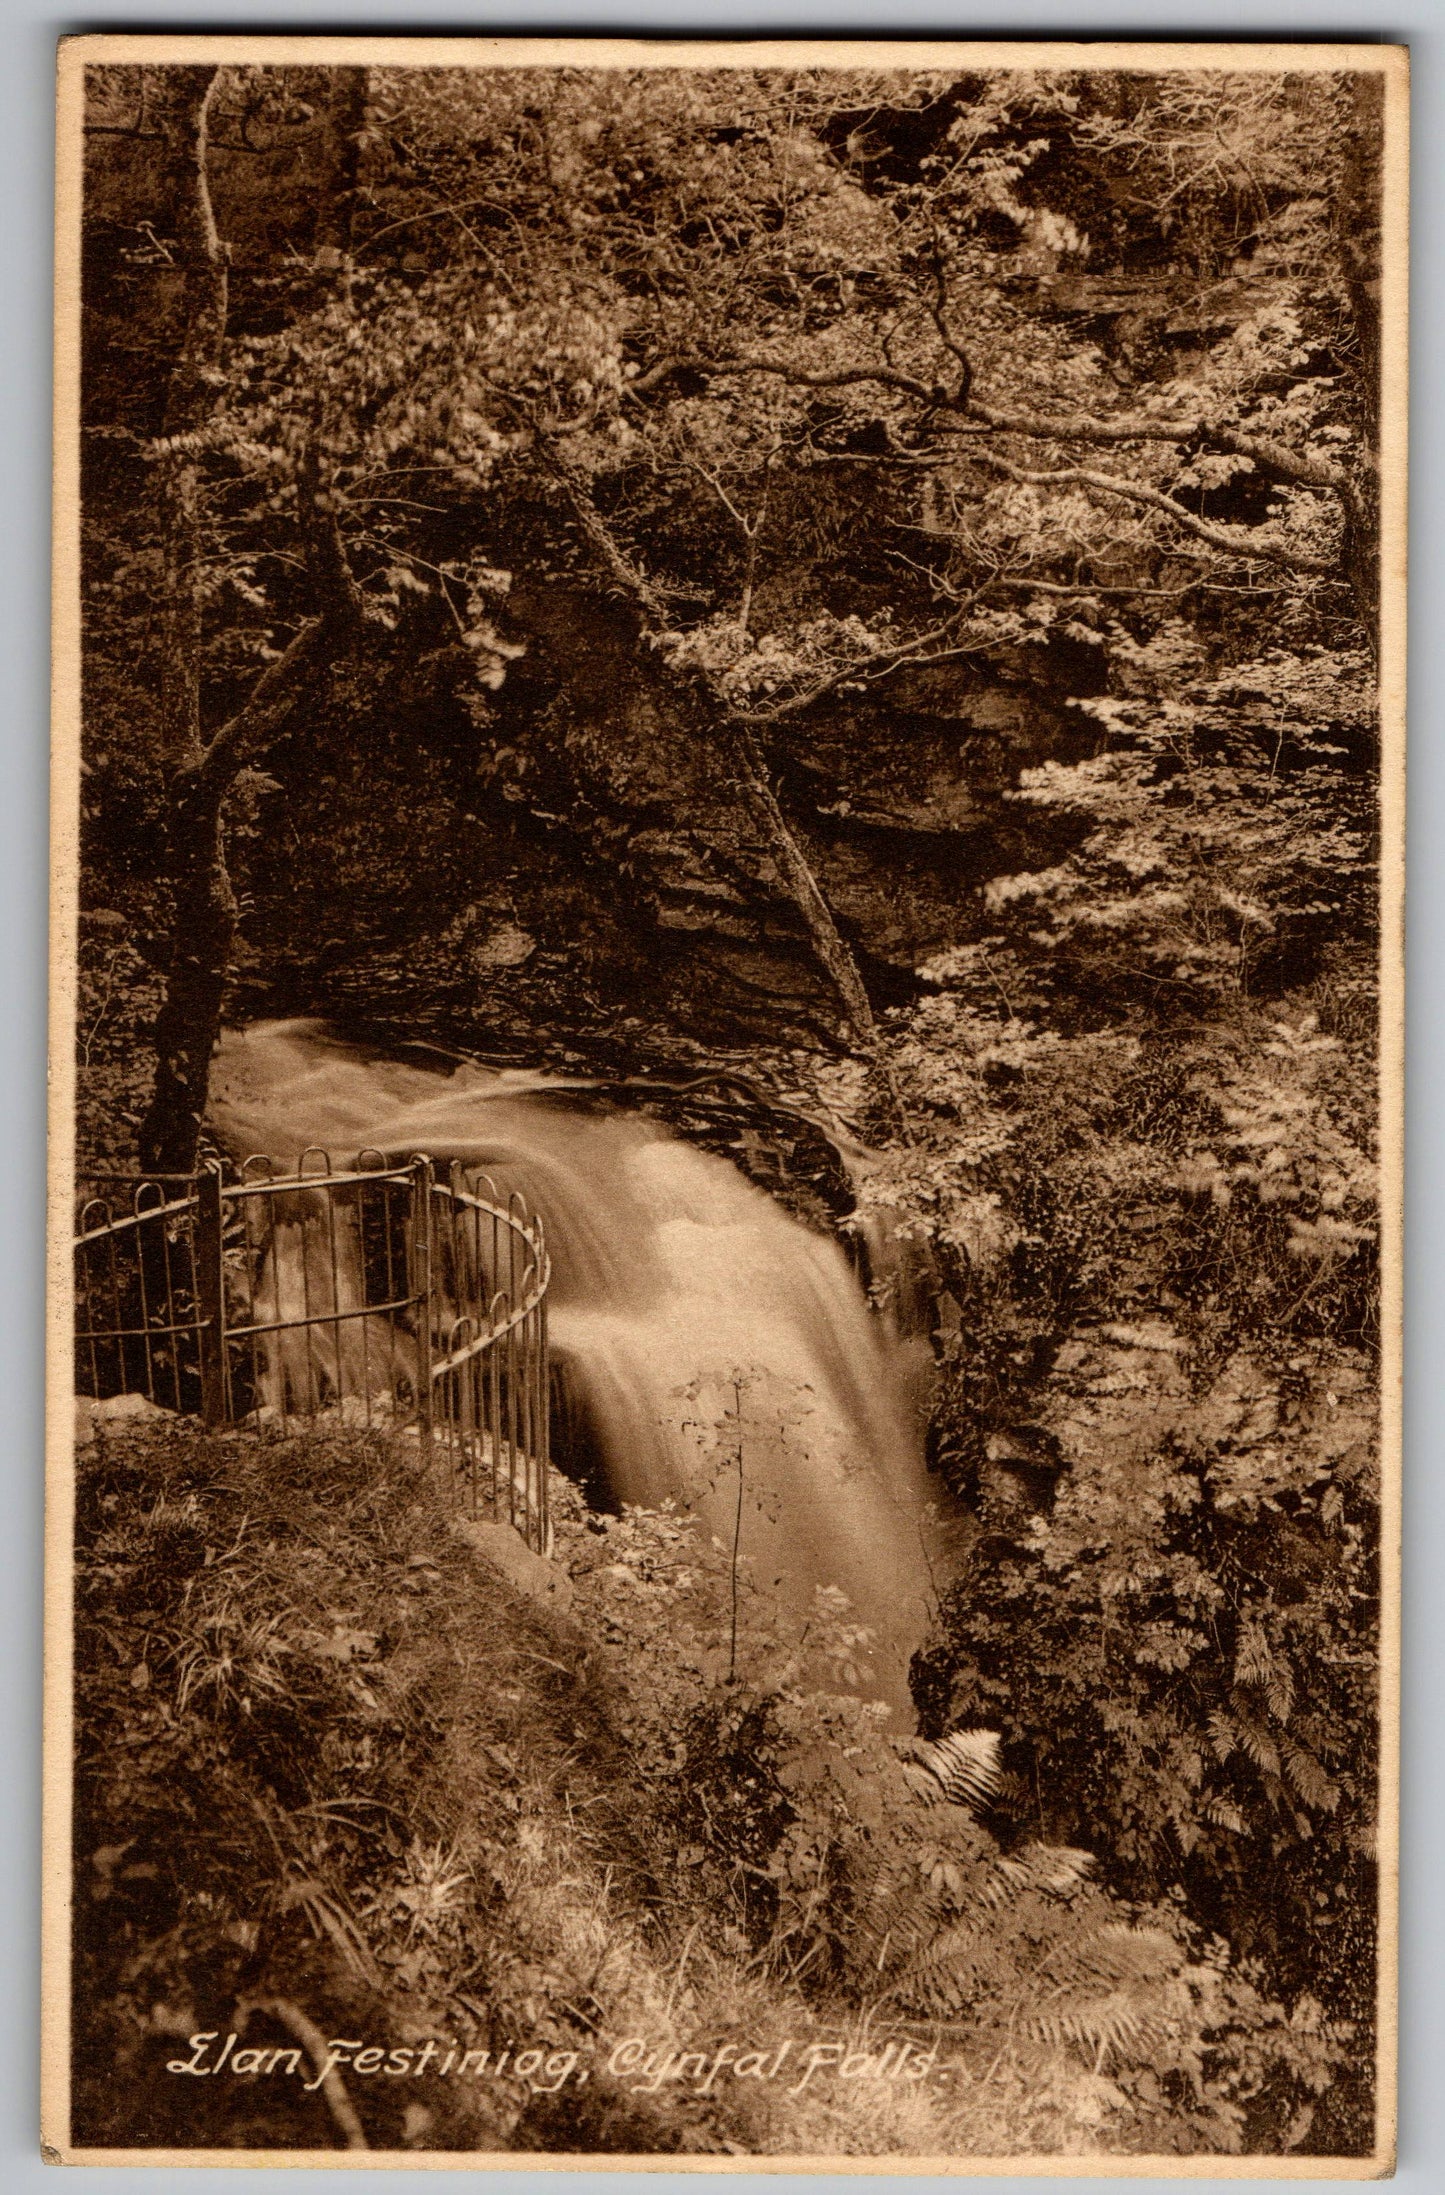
xmin=44 ymin=35 xmax=1405 ymax=2172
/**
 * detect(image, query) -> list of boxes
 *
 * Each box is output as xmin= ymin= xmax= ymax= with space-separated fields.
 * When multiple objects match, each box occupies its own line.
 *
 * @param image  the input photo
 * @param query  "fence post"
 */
xmin=539 ymin=1289 xmax=551 ymax=1553
xmin=196 ymin=1163 xmax=226 ymax=1429
xmin=413 ymin=1156 xmax=435 ymax=1458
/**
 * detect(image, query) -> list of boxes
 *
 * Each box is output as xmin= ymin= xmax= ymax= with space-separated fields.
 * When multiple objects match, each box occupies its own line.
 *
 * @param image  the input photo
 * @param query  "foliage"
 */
xmin=865 ymin=678 xmax=1379 ymax=2151
xmin=74 ymin=56 xmax=1387 ymax=2160
xmin=566 ymin=1454 xmax=1351 ymax=2154
xmin=825 ymin=262 xmax=1382 ymax=2147
xmin=81 ymin=58 xmax=1381 ymax=989
xmin=70 ymin=1417 xmax=1347 ymax=2157
xmin=994 ymin=640 xmax=1375 ymax=1005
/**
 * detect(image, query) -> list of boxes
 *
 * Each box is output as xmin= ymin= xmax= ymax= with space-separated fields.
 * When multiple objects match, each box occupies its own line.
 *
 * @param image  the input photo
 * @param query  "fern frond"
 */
xmin=904 ymin=1728 xmax=1004 ymax=1814
xmin=1040 ymin=1921 xmax=1180 ymax=1988
xmin=1280 ymin=1736 xmax=1340 ymax=1813
xmin=1022 ymin=1924 xmax=1187 ymax=2064
xmin=1202 ymin=1794 xmax=1248 ymax=1833
xmin=1230 ymin=1700 xmax=1282 ymax=1777
xmin=1002 ymin=1842 xmax=1096 ymax=1896
xmin=1025 ymin=1988 xmax=1166 ymax=2058
xmin=1207 ymin=1709 xmax=1239 ymax=1763
xmin=1233 ymin=1620 xmax=1276 ymax=1691
xmin=887 ymin=1912 xmax=995 ymax=2013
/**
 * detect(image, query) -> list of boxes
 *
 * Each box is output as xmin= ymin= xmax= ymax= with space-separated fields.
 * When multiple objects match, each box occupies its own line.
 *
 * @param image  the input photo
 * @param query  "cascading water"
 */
xmin=208 ymin=1020 xmax=936 ymax=1711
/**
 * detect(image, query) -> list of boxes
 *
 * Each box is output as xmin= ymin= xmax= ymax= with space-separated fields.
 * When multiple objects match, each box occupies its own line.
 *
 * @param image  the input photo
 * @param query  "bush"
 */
xmin=866 ymin=966 xmax=1379 ymax=2153
xmin=567 ymin=1474 xmax=1355 ymax=2154
xmin=72 ymin=1415 xmax=1355 ymax=2157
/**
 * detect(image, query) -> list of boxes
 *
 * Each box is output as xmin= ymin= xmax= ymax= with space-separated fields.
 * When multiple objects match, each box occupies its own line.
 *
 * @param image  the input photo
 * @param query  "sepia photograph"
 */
xmin=45 ymin=35 xmax=1405 ymax=2171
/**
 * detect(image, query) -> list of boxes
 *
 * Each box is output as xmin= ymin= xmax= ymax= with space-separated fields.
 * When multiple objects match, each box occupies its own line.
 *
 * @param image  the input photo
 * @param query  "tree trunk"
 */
xmin=313 ymin=68 xmax=370 ymax=259
xmin=139 ymin=609 xmax=345 ymax=1174
xmin=543 ymin=448 xmax=886 ymax=1053
xmin=139 ymin=783 xmax=237 ymax=1174
xmin=138 ymin=68 xmax=363 ymax=1174
xmin=137 ymin=64 xmax=233 ymax=1174
xmin=730 ymin=726 xmax=915 ymax=1137
xmin=730 ymin=725 xmax=878 ymax=1045
xmin=151 ymin=66 xmax=226 ymax=771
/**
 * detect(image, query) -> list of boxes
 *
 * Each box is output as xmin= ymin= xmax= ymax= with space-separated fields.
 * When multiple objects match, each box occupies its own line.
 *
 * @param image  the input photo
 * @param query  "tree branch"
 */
xmin=627 ymin=353 xmax=938 ymax=407
xmin=970 ymin=450 xmax=1339 ymax=576
xmin=297 ymin=446 xmax=365 ymax=629
xmin=728 ymin=607 xmax=981 ymax=727
xmin=178 ymin=450 xmax=363 ymax=806
xmin=926 ymin=237 xmax=973 ymax=409
xmin=184 ymin=616 xmax=335 ymax=806
xmin=965 ymin=400 xmax=1354 ymax=497
xmin=628 ymin=352 xmax=1357 ymax=512
xmin=543 ymin=446 xmax=672 ymax=621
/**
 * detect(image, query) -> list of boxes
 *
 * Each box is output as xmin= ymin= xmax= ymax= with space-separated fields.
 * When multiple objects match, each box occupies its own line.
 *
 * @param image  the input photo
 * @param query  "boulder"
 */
xmin=451 ymin=1515 xmax=575 ymax=1617
xmin=76 ymin=1392 xmax=172 ymax=1448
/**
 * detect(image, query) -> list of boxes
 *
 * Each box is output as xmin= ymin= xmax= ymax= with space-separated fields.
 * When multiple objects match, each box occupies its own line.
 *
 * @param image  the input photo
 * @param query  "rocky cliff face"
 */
xmin=238 ymin=585 xmax=1095 ymax=1067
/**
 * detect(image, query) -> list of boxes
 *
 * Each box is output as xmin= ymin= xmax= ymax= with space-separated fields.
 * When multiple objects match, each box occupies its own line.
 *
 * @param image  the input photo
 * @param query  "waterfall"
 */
xmin=208 ymin=1020 xmax=936 ymax=1711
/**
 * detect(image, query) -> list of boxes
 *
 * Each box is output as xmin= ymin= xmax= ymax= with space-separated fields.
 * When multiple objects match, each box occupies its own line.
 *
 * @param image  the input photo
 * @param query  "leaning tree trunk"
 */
xmin=542 ymin=448 xmax=889 ymax=1059
xmin=729 ymin=724 xmax=878 ymax=1046
xmin=729 ymin=723 xmax=915 ymax=1137
xmin=139 ymin=597 xmax=350 ymax=1175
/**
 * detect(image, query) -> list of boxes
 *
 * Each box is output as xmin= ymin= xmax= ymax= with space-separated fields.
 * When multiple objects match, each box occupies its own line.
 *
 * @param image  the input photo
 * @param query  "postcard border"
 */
xmin=42 ymin=33 xmax=1409 ymax=2177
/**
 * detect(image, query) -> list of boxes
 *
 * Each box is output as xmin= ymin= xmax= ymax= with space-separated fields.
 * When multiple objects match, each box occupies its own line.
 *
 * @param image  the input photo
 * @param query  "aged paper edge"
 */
xmin=53 ymin=32 xmax=1411 ymax=74
xmin=35 ymin=2148 xmax=1404 ymax=2178
xmin=41 ymin=33 xmax=1409 ymax=2177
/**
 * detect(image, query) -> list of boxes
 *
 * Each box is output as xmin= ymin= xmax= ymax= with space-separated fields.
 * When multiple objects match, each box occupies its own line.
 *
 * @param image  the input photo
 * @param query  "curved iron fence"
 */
xmin=73 ymin=1154 xmax=551 ymax=1552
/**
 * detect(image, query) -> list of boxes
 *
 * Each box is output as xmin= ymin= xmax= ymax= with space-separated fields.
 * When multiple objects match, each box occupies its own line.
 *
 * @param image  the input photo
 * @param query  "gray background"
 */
xmin=4 ymin=4 xmax=1435 ymax=2189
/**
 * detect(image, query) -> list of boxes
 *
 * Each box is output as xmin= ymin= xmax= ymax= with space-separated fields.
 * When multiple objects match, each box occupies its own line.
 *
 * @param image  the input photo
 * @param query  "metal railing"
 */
xmin=73 ymin=1153 xmax=552 ymax=1553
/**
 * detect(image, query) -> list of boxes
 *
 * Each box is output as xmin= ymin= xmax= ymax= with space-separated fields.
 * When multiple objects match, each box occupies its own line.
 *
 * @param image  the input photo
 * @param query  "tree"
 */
xmin=77 ymin=57 xmax=1387 ymax=2142
xmin=82 ymin=66 xmax=372 ymax=1172
xmin=341 ymin=62 xmax=1378 ymax=1011
xmin=85 ymin=63 xmax=1381 ymax=1157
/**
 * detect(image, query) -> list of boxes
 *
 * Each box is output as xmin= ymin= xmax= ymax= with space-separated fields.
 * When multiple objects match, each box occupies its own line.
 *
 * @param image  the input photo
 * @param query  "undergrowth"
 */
xmin=72 ymin=1418 xmax=1346 ymax=2157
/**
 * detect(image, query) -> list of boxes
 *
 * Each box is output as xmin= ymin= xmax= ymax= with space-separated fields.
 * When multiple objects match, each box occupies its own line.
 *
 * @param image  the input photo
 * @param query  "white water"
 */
xmin=209 ymin=1020 xmax=936 ymax=1711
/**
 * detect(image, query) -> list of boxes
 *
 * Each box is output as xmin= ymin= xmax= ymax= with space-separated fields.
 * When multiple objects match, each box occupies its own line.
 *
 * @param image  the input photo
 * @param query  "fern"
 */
xmin=902 ymin=1727 xmax=1004 ymax=1812
xmin=1281 ymin=1737 xmax=1340 ymax=1813
xmin=1202 ymin=1795 xmax=1248 ymax=1834
xmin=870 ymin=1843 xmax=1193 ymax=2074
xmin=846 ymin=1734 xmax=1183 ymax=2068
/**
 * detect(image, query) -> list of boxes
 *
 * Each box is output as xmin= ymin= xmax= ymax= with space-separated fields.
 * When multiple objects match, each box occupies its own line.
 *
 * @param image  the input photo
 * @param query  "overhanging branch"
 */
xmin=970 ymin=450 xmax=1339 ymax=577
xmin=626 ymin=351 xmax=1358 ymax=529
xmin=965 ymin=400 xmax=1354 ymax=500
